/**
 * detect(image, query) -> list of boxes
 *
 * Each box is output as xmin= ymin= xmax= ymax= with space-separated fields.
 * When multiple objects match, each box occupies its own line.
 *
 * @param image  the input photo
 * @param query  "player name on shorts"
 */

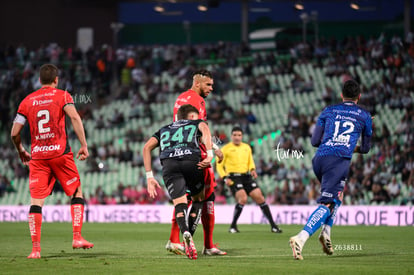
xmin=275 ymin=142 xmax=304 ymax=162
xmin=32 ymin=144 xmax=61 ymax=153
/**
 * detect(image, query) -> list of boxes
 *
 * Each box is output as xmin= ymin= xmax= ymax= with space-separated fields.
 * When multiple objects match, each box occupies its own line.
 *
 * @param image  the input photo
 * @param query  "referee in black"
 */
xmin=217 ymin=126 xmax=282 ymax=233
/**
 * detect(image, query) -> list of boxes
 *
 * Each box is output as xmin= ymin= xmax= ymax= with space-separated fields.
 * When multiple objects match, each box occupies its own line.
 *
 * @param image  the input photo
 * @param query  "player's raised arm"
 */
xmin=64 ymin=104 xmax=88 ymax=161
xmin=143 ymin=137 xmax=161 ymax=198
xmin=11 ymin=121 xmax=31 ymax=165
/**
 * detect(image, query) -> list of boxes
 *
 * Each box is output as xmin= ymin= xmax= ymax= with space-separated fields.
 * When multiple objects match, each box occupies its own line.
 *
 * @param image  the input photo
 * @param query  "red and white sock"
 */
xmin=202 ymin=201 xmax=215 ymax=249
xmin=28 ymin=205 xmax=42 ymax=251
xmin=71 ymin=198 xmax=84 ymax=239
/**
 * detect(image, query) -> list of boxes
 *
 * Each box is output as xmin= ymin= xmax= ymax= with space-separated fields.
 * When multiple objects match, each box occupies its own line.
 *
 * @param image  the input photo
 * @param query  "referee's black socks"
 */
xmin=259 ymin=202 xmax=277 ymax=228
xmin=231 ymin=203 xmax=244 ymax=228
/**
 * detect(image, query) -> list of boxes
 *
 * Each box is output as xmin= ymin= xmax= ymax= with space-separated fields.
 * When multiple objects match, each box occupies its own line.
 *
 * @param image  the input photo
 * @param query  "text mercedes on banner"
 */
xmin=0 ymin=205 xmax=413 ymax=226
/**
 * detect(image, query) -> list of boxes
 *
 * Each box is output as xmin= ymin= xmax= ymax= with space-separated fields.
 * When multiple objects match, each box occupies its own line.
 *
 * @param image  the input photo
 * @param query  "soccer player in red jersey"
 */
xmin=166 ymin=69 xmax=227 ymax=256
xmin=10 ymin=64 xmax=93 ymax=259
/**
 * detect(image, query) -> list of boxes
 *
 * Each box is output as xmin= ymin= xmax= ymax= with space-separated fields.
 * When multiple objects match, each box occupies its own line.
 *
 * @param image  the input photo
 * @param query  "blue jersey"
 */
xmin=313 ymin=101 xmax=372 ymax=159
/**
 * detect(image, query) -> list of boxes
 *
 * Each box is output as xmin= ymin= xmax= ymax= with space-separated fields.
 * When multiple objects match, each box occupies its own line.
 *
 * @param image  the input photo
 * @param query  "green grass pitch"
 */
xmin=0 ymin=223 xmax=413 ymax=274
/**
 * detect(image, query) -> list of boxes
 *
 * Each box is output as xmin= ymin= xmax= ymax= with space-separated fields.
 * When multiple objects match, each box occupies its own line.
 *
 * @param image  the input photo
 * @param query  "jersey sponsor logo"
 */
xmin=66 ymin=177 xmax=78 ymax=186
xmin=171 ymin=120 xmax=190 ymax=128
xmin=333 ymin=109 xmax=361 ymax=116
xmin=32 ymin=99 xmax=53 ymax=106
xmin=322 ymin=191 xmax=333 ymax=198
xmin=325 ymin=140 xmax=351 ymax=148
xmin=29 ymin=178 xmax=39 ymax=184
xmin=32 ymin=144 xmax=61 ymax=153
xmin=30 ymin=91 xmax=56 ymax=100
xmin=175 ymin=97 xmax=189 ymax=104
xmin=35 ymin=132 xmax=55 ymax=140
xmin=168 ymin=148 xmax=193 ymax=158
xmin=335 ymin=115 xmax=357 ymax=122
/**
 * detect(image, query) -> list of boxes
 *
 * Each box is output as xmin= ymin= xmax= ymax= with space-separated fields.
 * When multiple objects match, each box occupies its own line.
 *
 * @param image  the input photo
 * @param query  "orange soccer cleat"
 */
xmin=72 ymin=236 xmax=94 ymax=249
xmin=27 ymin=250 xmax=41 ymax=259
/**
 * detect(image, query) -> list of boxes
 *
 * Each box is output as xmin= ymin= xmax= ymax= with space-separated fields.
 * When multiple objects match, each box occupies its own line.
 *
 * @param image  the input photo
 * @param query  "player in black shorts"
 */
xmin=217 ymin=126 xmax=282 ymax=234
xmin=143 ymin=104 xmax=214 ymax=260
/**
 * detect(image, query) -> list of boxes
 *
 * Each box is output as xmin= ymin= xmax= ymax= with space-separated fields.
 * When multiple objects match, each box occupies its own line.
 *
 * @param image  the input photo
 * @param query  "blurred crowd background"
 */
xmin=0 ymin=0 xmax=413 ymax=207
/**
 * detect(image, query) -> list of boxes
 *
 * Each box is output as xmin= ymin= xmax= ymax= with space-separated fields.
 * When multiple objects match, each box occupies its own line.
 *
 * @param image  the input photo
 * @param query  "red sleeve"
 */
xmin=62 ymin=91 xmax=74 ymax=108
xmin=187 ymin=96 xmax=207 ymax=121
xmin=199 ymin=98 xmax=207 ymax=121
xmin=17 ymin=99 xmax=28 ymax=118
xmin=173 ymin=91 xmax=207 ymax=121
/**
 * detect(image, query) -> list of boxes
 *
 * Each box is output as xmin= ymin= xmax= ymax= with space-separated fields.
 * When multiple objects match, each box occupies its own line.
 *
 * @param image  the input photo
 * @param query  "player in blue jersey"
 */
xmin=289 ymin=79 xmax=373 ymax=260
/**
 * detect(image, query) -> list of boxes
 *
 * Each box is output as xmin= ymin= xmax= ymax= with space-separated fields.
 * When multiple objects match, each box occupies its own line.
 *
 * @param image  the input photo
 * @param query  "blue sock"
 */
xmin=325 ymin=199 xmax=342 ymax=227
xmin=303 ymin=205 xmax=330 ymax=236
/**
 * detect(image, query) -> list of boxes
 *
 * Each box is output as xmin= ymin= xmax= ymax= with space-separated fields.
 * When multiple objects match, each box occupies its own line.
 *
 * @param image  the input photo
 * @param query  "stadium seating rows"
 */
xmin=0 ymin=59 xmax=409 ymax=205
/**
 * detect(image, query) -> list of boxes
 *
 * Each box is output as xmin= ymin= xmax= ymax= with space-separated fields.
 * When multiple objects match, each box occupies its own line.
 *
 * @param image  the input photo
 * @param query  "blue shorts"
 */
xmin=312 ymin=155 xmax=350 ymax=204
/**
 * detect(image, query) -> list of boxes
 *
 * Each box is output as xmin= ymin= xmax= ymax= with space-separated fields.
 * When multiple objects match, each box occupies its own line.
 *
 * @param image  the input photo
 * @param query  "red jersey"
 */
xmin=17 ymin=87 xmax=73 ymax=160
xmin=173 ymin=89 xmax=207 ymax=121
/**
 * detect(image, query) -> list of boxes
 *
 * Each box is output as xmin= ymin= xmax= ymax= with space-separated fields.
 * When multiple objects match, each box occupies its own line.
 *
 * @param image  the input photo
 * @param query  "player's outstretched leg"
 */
xmin=71 ymin=198 xmax=94 ymax=249
xmin=289 ymin=204 xmax=330 ymax=260
xmin=27 ymin=205 xmax=42 ymax=259
xmin=183 ymin=231 xmax=197 ymax=260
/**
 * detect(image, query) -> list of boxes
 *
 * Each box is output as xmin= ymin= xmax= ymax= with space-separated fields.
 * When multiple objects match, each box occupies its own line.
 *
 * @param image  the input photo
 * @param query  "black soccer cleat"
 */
xmin=271 ymin=225 xmax=283 ymax=233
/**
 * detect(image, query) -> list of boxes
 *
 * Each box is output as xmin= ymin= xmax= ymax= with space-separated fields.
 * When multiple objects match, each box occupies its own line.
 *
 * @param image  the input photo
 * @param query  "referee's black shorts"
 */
xmin=227 ymin=173 xmax=259 ymax=196
xmin=161 ymin=159 xmax=204 ymax=200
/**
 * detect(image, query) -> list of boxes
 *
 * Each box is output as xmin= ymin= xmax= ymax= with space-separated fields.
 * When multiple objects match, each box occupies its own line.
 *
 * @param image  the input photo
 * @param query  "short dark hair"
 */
xmin=39 ymin=64 xmax=58 ymax=85
xmin=192 ymin=69 xmax=213 ymax=79
xmin=177 ymin=104 xmax=199 ymax=120
xmin=342 ymin=79 xmax=360 ymax=100
xmin=231 ymin=126 xmax=243 ymax=134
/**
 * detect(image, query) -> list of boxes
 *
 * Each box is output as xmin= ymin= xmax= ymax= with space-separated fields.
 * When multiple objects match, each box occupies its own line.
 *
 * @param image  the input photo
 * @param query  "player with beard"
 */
xmin=165 ymin=69 xmax=227 ymax=256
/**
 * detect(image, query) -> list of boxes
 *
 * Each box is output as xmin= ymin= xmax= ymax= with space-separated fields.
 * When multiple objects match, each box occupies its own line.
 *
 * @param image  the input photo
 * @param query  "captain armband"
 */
xmin=14 ymin=114 xmax=26 ymax=125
